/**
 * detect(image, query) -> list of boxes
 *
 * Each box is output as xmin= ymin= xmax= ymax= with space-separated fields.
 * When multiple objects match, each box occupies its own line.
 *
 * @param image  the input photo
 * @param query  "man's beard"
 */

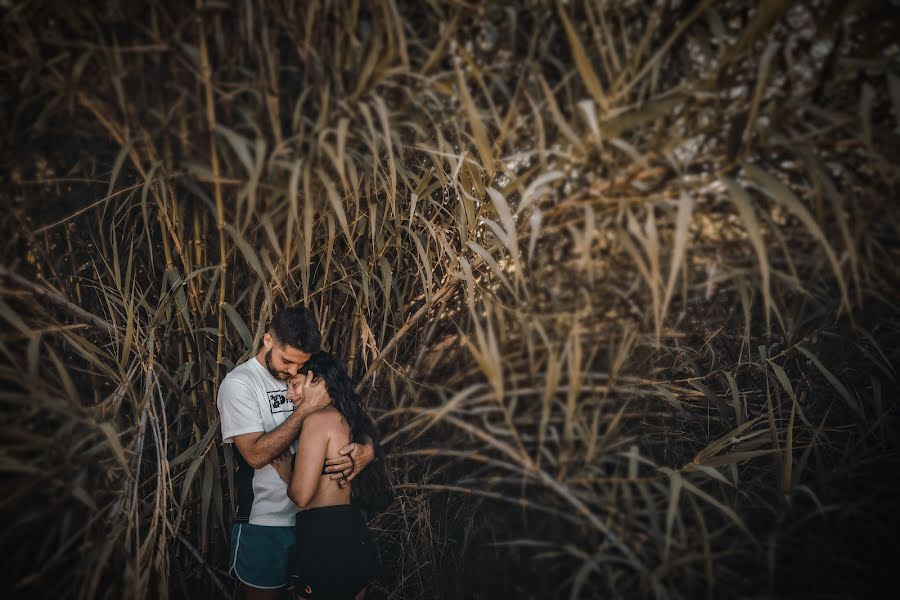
xmin=264 ymin=349 xmax=291 ymax=381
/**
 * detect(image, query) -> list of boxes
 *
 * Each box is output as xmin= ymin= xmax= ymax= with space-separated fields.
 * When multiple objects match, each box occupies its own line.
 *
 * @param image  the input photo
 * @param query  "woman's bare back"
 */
xmin=305 ymin=407 xmax=352 ymax=508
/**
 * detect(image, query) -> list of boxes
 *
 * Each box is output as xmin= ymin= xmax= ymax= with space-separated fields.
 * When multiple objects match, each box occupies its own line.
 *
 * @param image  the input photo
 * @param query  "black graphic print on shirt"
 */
xmin=267 ymin=388 xmax=292 ymax=414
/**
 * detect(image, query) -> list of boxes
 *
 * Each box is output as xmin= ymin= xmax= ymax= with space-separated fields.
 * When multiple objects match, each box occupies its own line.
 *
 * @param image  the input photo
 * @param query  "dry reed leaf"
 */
xmin=317 ymin=168 xmax=354 ymax=248
xmin=661 ymin=194 xmax=694 ymax=334
xmin=527 ymin=208 xmax=543 ymax=265
xmin=3 ymin=2 xmax=896 ymax=597
xmin=467 ymin=241 xmax=515 ymax=296
xmin=557 ymin=0 xmax=609 ymax=113
xmin=767 ymin=361 xmax=812 ymax=428
xmin=724 ymin=371 xmax=744 ymax=426
xmin=222 ymin=302 xmax=253 ymax=351
xmin=723 ymin=177 xmax=772 ymax=332
xmin=797 ymin=345 xmax=864 ymax=419
xmin=664 ymin=471 xmax=683 ymax=562
xmin=486 ymin=187 xmax=520 ymax=263
xmin=456 ymin=62 xmax=494 ymax=176
xmin=538 ymin=75 xmax=585 ymax=152
xmin=718 ymin=0 xmax=792 ymax=70
xmin=98 ymin=422 xmax=131 ymax=472
xmin=799 ymin=152 xmax=861 ymax=305
xmin=0 ymin=298 xmax=32 ymax=336
xmin=745 ymin=164 xmax=850 ymax=314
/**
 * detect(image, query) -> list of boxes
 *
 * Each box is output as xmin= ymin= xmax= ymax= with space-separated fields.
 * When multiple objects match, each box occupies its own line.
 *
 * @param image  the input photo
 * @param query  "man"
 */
xmin=217 ymin=306 xmax=375 ymax=598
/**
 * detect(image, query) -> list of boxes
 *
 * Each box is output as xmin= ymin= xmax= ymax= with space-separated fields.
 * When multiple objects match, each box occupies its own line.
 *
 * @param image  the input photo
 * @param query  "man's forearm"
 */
xmin=245 ymin=404 xmax=315 ymax=467
xmin=325 ymin=434 xmax=376 ymax=481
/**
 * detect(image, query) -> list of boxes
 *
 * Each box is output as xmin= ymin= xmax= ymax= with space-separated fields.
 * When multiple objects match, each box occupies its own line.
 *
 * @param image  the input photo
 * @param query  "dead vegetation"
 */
xmin=1 ymin=1 xmax=899 ymax=598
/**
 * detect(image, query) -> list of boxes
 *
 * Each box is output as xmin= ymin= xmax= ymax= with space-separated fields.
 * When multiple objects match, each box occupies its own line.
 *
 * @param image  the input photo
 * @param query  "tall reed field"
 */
xmin=2 ymin=0 xmax=898 ymax=598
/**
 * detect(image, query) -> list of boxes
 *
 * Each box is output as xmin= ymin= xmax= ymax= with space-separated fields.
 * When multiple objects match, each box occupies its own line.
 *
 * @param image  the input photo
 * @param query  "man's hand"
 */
xmin=324 ymin=441 xmax=375 ymax=487
xmin=288 ymin=371 xmax=330 ymax=412
xmin=230 ymin=371 xmax=326 ymax=470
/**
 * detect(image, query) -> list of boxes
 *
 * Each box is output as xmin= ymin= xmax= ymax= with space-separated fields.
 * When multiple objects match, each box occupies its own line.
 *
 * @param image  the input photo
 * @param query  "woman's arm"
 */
xmin=287 ymin=410 xmax=331 ymax=509
xmin=271 ymin=451 xmax=293 ymax=483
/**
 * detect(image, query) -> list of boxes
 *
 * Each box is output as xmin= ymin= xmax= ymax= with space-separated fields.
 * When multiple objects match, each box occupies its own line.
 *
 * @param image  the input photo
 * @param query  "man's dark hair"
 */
xmin=268 ymin=306 xmax=321 ymax=353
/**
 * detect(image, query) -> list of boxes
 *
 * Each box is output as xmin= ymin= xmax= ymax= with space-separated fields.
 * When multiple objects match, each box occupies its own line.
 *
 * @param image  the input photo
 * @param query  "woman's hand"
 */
xmin=271 ymin=451 xmax=293 ymax=483
xmin=324 ymin=441 xmax=375 ymax=487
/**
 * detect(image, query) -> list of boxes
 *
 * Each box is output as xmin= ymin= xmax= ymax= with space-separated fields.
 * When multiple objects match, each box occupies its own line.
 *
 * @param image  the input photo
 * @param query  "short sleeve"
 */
xmin=217 ymin=377 xmax=264 ymax=443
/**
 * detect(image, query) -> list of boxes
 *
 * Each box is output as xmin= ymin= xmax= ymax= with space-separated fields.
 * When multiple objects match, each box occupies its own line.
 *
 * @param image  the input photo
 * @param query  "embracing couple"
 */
xmin=217 ymin=306 xmax=391 ymax=599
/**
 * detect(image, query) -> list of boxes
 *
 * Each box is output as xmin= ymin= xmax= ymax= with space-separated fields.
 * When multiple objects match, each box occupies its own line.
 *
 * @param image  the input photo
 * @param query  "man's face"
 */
xmin=263 ymin=333 xmax=311 ymax=381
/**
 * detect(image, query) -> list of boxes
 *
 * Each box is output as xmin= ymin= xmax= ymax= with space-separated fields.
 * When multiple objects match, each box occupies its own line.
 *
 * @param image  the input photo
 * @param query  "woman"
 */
xmin=272 ymin=351 xmax=391 ymax=600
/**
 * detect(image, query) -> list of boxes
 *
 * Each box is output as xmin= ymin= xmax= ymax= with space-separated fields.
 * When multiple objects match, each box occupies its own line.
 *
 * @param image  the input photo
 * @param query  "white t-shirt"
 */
xmin=217 ymin=355 xmax=298 ymax=526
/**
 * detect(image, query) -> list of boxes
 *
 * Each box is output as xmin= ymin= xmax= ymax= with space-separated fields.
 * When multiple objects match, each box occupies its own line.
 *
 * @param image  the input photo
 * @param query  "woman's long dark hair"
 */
xmin=299 ymin=351 xmax=393 ymax=515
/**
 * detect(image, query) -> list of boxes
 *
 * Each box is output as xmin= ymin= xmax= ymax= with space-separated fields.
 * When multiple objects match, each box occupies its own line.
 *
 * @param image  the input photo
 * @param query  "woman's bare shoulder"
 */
xmin=306 ymin=406 xmax=347 ymax=431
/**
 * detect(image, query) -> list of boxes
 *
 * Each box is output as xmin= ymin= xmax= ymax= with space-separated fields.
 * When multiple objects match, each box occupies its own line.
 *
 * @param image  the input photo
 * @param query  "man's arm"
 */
xmin=232 ymin=371 xmax=328 ymax=469
xmin=233 ymin=405 xmax=311 ymax=469
xmin=323 ymin=436 xmax=375 ymax=484
xmin=323 ymin=396 xmax=378 ymax=482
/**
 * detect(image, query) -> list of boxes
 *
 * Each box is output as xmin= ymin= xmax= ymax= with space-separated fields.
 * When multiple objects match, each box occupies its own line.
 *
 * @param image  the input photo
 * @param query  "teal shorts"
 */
xmin=229 ymin=522 xmax=295 ymax=589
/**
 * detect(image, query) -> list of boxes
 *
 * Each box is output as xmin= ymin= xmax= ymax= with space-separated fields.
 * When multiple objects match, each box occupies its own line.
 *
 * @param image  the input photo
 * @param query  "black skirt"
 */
xmin=291 ymin=504 xmax=380 ymax=599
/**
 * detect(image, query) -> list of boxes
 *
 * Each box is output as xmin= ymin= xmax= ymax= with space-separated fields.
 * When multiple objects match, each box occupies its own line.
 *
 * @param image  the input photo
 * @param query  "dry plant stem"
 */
xmin=195 ymin=1 xmax=229 ymax=402
xmin=71 ymin=90 xmax=202 ymax=315
xmin=3 ymin=2 xmax=897 ymax=598
xmin=0 ymin=266 xmax=205 ymax=428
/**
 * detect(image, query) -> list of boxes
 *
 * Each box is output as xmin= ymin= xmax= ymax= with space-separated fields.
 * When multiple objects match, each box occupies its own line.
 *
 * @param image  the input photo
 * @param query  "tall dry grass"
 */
xmin=1 ymin=0 xmax=898 ymax=598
